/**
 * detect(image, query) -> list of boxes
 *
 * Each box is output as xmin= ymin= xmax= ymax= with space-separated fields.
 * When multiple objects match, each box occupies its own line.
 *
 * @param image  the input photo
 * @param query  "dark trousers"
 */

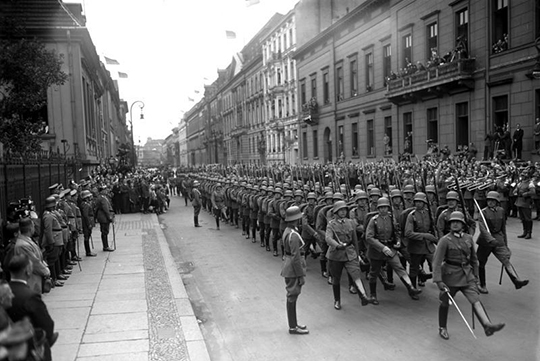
xmin=100 ymin=222 xmax=110 ymax=249
xmin=44 ymin=245 xmax=59 ymax=281
xmin=83 ymin=231 xmax=92 ymax=254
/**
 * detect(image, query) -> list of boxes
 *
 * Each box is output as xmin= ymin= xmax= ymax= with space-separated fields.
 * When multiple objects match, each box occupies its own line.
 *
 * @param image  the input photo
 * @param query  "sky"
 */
xmin=73 ymin=0 xmax=298 ymax=145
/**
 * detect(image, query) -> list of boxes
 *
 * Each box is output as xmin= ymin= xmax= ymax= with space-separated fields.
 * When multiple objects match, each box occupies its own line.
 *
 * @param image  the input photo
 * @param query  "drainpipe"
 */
xmin=67 ymin=30 xmax=78 ymax=160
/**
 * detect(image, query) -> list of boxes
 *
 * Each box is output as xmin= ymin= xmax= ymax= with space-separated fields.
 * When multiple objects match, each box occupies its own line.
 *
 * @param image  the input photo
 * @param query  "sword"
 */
xmin=445 ymin=289 xmax=477 ymax=339
xmin=90 ymin=233 xmax=94 ymax=249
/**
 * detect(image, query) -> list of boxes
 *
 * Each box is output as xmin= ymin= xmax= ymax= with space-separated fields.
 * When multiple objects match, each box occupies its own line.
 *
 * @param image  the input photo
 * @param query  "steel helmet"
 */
xmin=370 ymin=188 xmax=382 ymax=197
xmin=324 ymin=191 xmax=334 ymax=200
xmin=413 ymin=192 xmax=428 ymax=204
xmin=294 ymin=190 xmax=304 ymax=197
xmin=377 ymin=197 xmax=391 ymax=208
xmin=354 ymin=190 xmax=369 ymax=201
xmin=285 ymin=206 xmax=303 ymax=222
xmin=81 ymin=190 xmax=92 ymax=199
xmin=284 ymin=190 xmax=294 ymax=198
xmin=425 ymin=185 xmax=436 ymax=194
xmin=333 ymin=201 xmax=348 ymax=214
xmin=332 ymin=192 xmax=345 ymax=201
xmin=449 ymin=211 xmax=466 ymax=224
xmin=274 ymin=188 xmax=283 ymax=195
xmin=446 ymin=191 xmax=459 ymax=201
xmin=486 ymin=191 xmax=500 ymax=202
xmin=390 ymin=189 xmax=403 ymax=198
xmin=307 ymin=192 xmax=317 ymax=200
xmin=403 ymin=185 xmax=415 ymax=194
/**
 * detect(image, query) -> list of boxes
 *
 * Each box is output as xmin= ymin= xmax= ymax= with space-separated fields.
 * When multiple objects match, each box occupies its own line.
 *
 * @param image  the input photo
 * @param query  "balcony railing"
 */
xmin=385 ymin=58 xmax=476 ymax=103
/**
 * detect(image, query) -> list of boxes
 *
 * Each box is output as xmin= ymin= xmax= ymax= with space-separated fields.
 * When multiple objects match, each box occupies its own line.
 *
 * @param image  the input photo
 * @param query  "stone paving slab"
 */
xmin=43 ymin=213 xmax=209 ymax=361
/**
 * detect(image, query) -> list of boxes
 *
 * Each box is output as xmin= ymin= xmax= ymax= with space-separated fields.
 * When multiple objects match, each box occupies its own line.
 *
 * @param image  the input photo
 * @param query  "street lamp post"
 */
xmin=129 ymin=101 xmax=145 ymax=168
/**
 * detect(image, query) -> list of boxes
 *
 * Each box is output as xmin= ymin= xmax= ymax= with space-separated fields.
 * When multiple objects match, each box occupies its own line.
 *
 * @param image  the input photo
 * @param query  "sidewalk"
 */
xmin=43 ymin=213 xmax=211 ymax=361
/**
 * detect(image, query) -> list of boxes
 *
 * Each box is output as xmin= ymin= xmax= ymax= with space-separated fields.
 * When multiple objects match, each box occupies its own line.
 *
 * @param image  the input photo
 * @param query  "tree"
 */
xmin=0 ymin=37 xmax=68 ymax=156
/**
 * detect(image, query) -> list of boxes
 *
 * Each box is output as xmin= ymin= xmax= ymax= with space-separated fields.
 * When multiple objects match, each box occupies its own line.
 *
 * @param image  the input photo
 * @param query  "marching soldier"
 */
xmin=404 ymin=192 xmax=437 ymax=299
xmin=315 ymin=192 xmax=334 ymax=280
xmin=365 ymin=198 xmax=421 ymax=304
xmin=268 ymin=188 xmax=283 ymax=257
xmin=477 ymin=191 xmax=529 ymax=293
xmin=437 ymin=191 xmax=475 ymax=236
xmin=326 ymin=201 xmax=371 ymax=309
xmin=211 ymin=183 xmax=226 ymax=230
xmin=301 ymin=192 xmax=321 ymax=259
xmin=433 ymin=211 xmax=505 ymax=340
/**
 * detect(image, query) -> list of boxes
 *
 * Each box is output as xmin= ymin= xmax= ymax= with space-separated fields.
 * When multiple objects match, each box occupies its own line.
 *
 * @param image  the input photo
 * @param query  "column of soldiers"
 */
xmin=185 ymin=158 xmax=537 ymax=339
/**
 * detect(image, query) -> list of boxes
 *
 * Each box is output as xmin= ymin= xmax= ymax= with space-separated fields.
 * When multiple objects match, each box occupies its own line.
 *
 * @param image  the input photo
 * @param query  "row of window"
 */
xmin=300 ymin=102 xmax=471 ymax=159
xmin=263 ymin=26 xmax=295 ymax=62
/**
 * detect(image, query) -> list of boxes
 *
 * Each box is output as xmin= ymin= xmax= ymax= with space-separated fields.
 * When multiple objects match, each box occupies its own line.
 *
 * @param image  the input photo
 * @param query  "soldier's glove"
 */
xmin=382 ymin=246 xmax=394 ymax=257
xmin=424 ymin=233 xmax=438 ymax=243
xmin=336 ymin=242 xmax=346 ymax=250
xmin=436 ymin=282 xmax=449 ymax=292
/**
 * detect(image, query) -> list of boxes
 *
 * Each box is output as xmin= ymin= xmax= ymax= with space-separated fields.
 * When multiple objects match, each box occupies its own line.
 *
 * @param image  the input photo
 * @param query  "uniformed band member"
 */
xmin=192 ymin=180 xmax=202 ymax=227
xmin=281 ymin=206 xmax=309 ymax=335
xmin=433 ymin=211 xmax=505 ymax=340
xmin=476 ymin=191 xmax=529 ymax=293
xmin=325 ymin=201 xmax=371 ymax=309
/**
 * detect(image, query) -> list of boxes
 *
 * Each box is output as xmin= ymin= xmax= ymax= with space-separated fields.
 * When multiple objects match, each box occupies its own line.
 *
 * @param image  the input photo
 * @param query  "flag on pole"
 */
xmin=118 ymin=72 xmax=128 ymax=78
xmin=246 ymin=0 xmax=260 ymax=6
xmin=104 ymin=56 xmax=120 ymax=65
xmin=188 ymin=97 xmax=194 ymax=102
xmin=225 ymin=30 xmax=236 ymax=39
xmin=194 ymin=90 xmax=200 ymax=94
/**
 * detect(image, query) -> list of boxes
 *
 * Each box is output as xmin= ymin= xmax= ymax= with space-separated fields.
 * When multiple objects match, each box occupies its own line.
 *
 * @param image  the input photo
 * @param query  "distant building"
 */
xmin=138 ymin=138 xmax=163 ymax=167
xmin=0 ymin=0 xmax=130 ymax=171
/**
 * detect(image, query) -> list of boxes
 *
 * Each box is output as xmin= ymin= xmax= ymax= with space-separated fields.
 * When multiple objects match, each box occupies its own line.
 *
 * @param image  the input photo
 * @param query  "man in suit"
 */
xmin=94 ymin=185 xmax=115 ymax=252
xmin=6 ymin=254 xmax=58 ymax=359
xmin=12 ymin=218 xmax=50 ymax=294
xmin=512 ymin=123 xmax=524 ymax=160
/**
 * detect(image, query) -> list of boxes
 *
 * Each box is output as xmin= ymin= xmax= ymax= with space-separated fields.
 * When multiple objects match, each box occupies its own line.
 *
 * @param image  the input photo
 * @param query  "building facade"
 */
xmin=262 ymin=9 xmax=299 ymax=164
xmin=0 ymin=0 xmax=130 ymax=168
xmin=294 ymin=0 xmax=540 ymax=163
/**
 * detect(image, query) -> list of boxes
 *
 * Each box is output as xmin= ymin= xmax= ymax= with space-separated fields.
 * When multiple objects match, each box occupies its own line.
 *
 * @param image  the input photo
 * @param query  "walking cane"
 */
xmin=112 ymin=222 xmax=117 ymax=250
xmin=75 ymin=234 xmax=82 ymax=271
xmin=499 ymin=264 xmax=504 ymax=285
xmin=445 ymin=289 xmax=477 ymax=339
xmin=90 ymin=233 xmax=94 ymax=249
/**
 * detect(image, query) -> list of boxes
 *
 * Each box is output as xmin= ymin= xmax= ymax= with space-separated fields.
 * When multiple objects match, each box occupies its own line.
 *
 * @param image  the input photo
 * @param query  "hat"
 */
xmin=425 ymin=185 xmax=436 ymax=194
xmin=45 ymin=196 xmax=56 ymax=208
xmin=370 ymin=188 xmax=382 ymax=197
xmin=354 ymin=190 xmax=368 ymax=201
xmin=285 ymin=206 xmax=303 ymax=222
xmin=390 ymin=189 xmax=403 ymax=198
xmin=413 ymin=192 xmax=428 ymax=204
xmin=403 ymin=185 xmax=415 ymax=194
xmin=332 ymin=192 xmax=344 ymax=201
xmin=449 ymin=211 xmax=466 ymax=224
xmin=333 ymin=201 xmax=348 ymax=214
xmin=70 ymin=189 xmax=77 ymax=197
xmin=0 ymin=318 xmax=34 ymax=347
xmin=377 ymin=197 xmax=391 ymax=208
xmin=486 ymin=191 xmax=500 ymax=202
xmin=81 ymin=190 xmax=92 ymax=199
xmin=307 ymin=192 xmax=317 ymax=200
xmin=446 ymin=191 xmax=459 ymax=201
xmin=284 ymin=190 xmax=293 ymax=198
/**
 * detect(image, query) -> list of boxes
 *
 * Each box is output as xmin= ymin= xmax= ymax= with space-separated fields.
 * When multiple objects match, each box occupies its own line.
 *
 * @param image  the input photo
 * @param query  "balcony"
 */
xmin=385 ymin=58 xmax=476 ymax=104
xmin=301 ymin=98 xmax=318 ymax=126
xmin=268 ymin=83 xmax=285 ymax=94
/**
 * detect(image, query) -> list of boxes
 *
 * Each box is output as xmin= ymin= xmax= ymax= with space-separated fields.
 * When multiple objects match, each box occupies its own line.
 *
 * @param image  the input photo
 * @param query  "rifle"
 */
xmin=423 ymin=168 xmax=439 ymax=239
xmin=453 ymin=175 xmax=471 ymax=226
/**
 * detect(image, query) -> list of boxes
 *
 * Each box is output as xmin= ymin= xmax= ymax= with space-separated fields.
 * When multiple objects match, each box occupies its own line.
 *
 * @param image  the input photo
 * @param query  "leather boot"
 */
xmin=505 ymin=264 xmax=529 ymax=289
xmin=401 ymin=276 xmax=421 ymax=300
xmin=478 ymin=267 xmax=488 ymax=294
xmin=524 ymin=221 xmax=532 ymax=239
xmin=332 ymin=284 xmax=341 ymax=310
xmin=194 ymin=217 xmax=201 ymax=227
xmin=438 ymin=306 xmax=450 ymax=340
xmin=320 ymin=261 xmax=328 ymax=278
xmin=517 ymin=222 xmax=527 ymax=238
xmin=472 ymin=301 xmax=505 ymax=336
xmin=379 ymin=270 xmax=396 ymax=291
xmin=354 ymin=278 xmax=370 ymax=306
xmin=286 ymin=301 xmax=296 ymax=329
xmin=369 ymin=282 xmax=379 ymax=305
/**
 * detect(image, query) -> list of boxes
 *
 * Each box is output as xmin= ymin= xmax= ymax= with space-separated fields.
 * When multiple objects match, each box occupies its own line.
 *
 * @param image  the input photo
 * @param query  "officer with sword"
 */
xmin=432 ymin=211 xmax=505 ymax=340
